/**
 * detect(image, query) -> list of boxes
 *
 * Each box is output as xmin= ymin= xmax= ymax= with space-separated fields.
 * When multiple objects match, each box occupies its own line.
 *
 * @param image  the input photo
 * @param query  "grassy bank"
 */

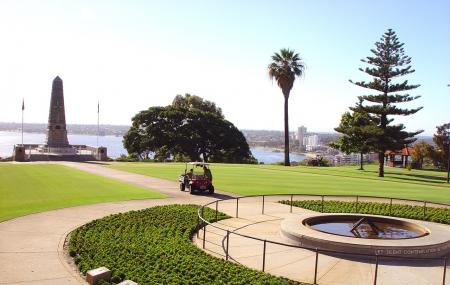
xmin=107 ymin=163 xmax=450 ymax=203
xmin=0 ymin=164 xmax=165 ymax=221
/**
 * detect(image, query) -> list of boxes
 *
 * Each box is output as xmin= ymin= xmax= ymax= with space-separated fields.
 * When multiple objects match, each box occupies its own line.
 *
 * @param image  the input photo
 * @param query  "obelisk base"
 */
xmin=38 ymin=145 xmax=77 ymax=155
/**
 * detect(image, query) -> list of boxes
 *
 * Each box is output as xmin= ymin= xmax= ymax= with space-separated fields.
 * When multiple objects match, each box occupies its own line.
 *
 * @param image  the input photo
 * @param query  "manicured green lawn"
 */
xmin=107 ymin=162 xmax=450 ymax=203
xmin=0 ymin=164 xmax=166 ymax=222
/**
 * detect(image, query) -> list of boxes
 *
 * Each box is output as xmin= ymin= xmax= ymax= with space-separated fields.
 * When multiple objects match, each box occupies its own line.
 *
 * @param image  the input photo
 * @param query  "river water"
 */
xmin=0 ymin=131 xmax=305 ymax=164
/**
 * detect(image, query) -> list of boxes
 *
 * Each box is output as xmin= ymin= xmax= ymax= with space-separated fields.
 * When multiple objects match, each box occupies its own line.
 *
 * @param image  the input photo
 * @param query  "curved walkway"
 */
xmin=193 ymin=198 xmax=450 ymax=285
xmin=0 ymin=162 xmax=228 ymax=285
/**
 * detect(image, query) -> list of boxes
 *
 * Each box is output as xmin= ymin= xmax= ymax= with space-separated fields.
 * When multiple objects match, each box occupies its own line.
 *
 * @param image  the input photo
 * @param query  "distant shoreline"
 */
xmin=251 ymin=146 xmax=307 ymax=155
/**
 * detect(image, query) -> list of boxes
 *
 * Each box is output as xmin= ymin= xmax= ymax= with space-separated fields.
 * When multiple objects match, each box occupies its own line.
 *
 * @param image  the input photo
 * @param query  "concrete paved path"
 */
xmin=0 ymin=162 xmax=227 ymax=285
xmin=1 ymin=162 xmax=448 ymax=285
xmin=193 ymin=197 xmax=450 ymax=285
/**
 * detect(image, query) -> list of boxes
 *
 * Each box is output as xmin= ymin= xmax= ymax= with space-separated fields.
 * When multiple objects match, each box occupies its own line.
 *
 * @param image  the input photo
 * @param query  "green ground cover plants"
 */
xmin=279 ymin=200 xmax=450 ymax=224
xmin=69 ymin=205 xmax=303 ymax=285
xmin=0 ymin=164 xmax=165 ymax=221
xmin=107 ymin=162 xmax=450 ymax=203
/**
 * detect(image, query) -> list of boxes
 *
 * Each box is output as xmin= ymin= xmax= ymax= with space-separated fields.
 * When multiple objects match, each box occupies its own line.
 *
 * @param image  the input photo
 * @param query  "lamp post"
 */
xmin=447 ymin=134 xmax=449 ymax=184
xmin=447 ymin=84 xmax=450 ymax=183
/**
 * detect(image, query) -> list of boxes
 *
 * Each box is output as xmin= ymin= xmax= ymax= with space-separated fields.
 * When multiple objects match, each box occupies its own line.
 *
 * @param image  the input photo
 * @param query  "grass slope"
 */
xmin=0 ymin=164 xmax=165 ymax=221
xmin=108 ymin=163 xmax=450 ymax=203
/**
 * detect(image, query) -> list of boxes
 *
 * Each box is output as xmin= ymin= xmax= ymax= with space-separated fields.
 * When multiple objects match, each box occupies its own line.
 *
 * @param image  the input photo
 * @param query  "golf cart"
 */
xmin=179 ymin=162 xmax=214 ymax=194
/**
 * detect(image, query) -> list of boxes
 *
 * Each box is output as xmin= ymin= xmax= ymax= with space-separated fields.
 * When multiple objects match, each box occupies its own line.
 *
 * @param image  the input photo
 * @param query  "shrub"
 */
xmin=279 ymin=200 xmax=450 ymax=224
xmin=300 ymin=157 xmax=331 ymax=167
xmin=69 ymin=205 xmax=302 ymax=285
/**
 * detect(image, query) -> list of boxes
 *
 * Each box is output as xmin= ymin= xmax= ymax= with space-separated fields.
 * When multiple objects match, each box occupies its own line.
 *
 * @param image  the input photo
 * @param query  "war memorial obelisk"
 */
xmin=45 ymin=76 xmax=74 ymax=153
xmin=13 ymin=76 xmax=107 ymax=161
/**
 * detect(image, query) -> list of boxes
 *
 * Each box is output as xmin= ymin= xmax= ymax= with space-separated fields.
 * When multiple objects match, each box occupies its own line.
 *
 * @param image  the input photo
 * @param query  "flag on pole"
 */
xmin=22 ymin=98 xmax=25 ymax=110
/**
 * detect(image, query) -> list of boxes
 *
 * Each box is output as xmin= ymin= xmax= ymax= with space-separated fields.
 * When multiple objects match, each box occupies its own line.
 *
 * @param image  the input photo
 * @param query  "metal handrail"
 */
xmin=197 ymin=194 xmax=450 ymax=284
xmin=197 ymin=194 xmax=450 ymax=261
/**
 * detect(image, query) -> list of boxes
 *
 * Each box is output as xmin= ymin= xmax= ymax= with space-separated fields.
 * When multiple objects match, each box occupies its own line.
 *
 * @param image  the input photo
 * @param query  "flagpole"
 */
xmin=97 ymin=101 xmax=99 ymax=147
xmin=21 ymin=98 xmax=24 ymax=146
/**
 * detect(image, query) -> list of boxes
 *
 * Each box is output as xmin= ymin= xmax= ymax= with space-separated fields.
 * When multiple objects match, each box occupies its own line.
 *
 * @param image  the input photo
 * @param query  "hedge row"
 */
xmin=69 ymin=204 xmax=303 ymax=285
xmin=279 ymin=200 xmax=450 ymax=224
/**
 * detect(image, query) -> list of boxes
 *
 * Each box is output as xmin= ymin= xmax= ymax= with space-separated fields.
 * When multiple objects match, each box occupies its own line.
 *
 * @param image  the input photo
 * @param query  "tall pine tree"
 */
xmin=350 ymin=29 xmax=423 ymax=177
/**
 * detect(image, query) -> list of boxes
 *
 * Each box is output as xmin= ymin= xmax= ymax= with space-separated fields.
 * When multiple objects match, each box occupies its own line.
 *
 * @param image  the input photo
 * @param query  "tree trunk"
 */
xmin=359 ymin=152 xmax=364 ymax=170
xmin=283 ymin=94 xmax=290 ymax=166
xmin=378 ymin=151 xmax=385 ymax=177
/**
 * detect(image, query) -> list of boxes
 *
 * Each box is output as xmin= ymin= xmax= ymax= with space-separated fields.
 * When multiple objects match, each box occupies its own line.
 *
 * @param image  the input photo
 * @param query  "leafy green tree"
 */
xmin=431 ymin=123 xmax=450 ymax=170
xmin=350 ymin=29 xmax=423 ymax=177
xmin=330 ymin=106 xmax=379 ymax=170
xmin=123 ymin=97 xmax=256 ymax=163
xmin=411 ymin=141 xmax=434 ymax=169
xmin=172 ymin=93 xmax=223 ymax=118
xmin=268 ymin=48 xmax=305 ymax=166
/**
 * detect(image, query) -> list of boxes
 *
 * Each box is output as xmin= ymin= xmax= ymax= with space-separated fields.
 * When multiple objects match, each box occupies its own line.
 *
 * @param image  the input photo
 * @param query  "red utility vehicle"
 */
xmin=179 ymin=162 xmax=214 ymax=194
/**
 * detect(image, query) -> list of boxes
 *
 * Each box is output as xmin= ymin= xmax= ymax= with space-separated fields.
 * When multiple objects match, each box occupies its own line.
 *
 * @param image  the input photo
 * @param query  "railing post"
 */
xmin=374 ymin=255 xmax=379 ymax=285
xmin=423 ymin=201 xmax=427 ymax=220
xmin=202 ymin=224 xmax=207 ymax=249
xmin=262 ymin=240 xmax=267 ymax=272
xmin=236 ymin=198 xmax=239 ymax=218
xmin=313 ymin=248 xmax=319 ymax=284
xmin=290 ymin=194 xmax=293 ymax=213
xmin=262 ymin=195 xmax=265 ymax=215
xmin=196 ymin=212 xmax=200 ymax=238
xmin=225 ymin=230 xmax=230 ymax=261
xmin=215 ymin=200 xmax=218 ymax=221
xmin=443 ymin=257 xmax=447 ymax=285
xmin=321 ymin=195 xmax=324 ymax=213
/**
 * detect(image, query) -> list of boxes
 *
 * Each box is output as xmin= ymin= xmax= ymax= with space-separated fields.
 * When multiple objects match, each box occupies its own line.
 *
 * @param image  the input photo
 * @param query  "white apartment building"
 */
xmin=332 ymin=153 xmax=377 ymax=166
xmin=303 ymin=135 xmax=320 ymax=151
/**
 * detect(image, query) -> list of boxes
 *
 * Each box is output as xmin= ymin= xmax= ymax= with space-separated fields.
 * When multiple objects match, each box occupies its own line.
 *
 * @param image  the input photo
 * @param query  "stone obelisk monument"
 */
xmin=13 ymin=76 xmax=108 ymax=161
xmin=45 ymin=76 xmax=75 ymax=153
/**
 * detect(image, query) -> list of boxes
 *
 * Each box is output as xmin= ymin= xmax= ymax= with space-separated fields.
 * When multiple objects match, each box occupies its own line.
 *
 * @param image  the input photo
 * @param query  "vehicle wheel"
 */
xmin=208 ymin=185 xmax=215 ymax=194
xmin=180 ymin=183 xmax=185 ymax=191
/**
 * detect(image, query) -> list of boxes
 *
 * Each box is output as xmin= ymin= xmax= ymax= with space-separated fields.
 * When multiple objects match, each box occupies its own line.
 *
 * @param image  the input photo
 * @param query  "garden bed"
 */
xmin=279 ymin=200 xmax=449 ymax=224
xmin=69 ymin=204 xmax=303 ymax=285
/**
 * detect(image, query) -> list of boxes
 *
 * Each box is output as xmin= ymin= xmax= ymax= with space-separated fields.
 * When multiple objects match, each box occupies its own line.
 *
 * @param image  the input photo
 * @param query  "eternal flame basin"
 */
xmin=281 ymin=213 xmax=450 ymax=258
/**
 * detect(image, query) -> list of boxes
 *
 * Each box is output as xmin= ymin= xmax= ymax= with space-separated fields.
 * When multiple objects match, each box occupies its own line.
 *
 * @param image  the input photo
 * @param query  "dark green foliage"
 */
xmin=411 ymin=141 xmax=434 ymax=169
xmin=432 ymin=123 xmax=450 ymax=170
xmin=279 ymin=200 xmax=450 ymax=224
xmin=330 ymin=105 xmax=380 ymax=170
xmin=300 ymin=156 xmax=331 ymax=167
xmin=69 ymin=205 xmax=302 ymax=285
xmin=349 ymin=29 xmax=423 ymax=177
xmin=172 ymin=93 xmax=224 ymax=118
xmin=123 ymin=96 xmax=256 ymax=163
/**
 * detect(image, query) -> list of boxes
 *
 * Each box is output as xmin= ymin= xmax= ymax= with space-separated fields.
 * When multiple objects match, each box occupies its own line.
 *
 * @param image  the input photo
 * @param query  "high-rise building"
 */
xmin=296 ymin=126 xmax=307 ymax=147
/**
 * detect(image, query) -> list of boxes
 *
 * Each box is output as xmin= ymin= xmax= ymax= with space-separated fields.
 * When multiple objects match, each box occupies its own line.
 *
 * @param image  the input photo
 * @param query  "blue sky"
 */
xmin=0 ymin=0 xmax=449 ymax=135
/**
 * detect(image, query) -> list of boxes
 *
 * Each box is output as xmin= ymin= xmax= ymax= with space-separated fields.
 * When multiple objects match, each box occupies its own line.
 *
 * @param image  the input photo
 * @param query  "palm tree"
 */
xmin=268 ymin=48 xmax=305 ymax=166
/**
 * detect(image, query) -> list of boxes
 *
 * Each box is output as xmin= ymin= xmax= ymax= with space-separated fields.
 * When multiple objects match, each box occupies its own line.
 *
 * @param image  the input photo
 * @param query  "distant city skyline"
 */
xmin=1 ymin=0 xmax=449 ymax=135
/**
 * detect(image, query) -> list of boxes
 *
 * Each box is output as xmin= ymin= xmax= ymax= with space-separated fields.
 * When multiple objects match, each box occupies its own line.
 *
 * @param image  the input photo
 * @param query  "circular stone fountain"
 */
xmin=280 ymin=214 xmax=450 ymax=258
